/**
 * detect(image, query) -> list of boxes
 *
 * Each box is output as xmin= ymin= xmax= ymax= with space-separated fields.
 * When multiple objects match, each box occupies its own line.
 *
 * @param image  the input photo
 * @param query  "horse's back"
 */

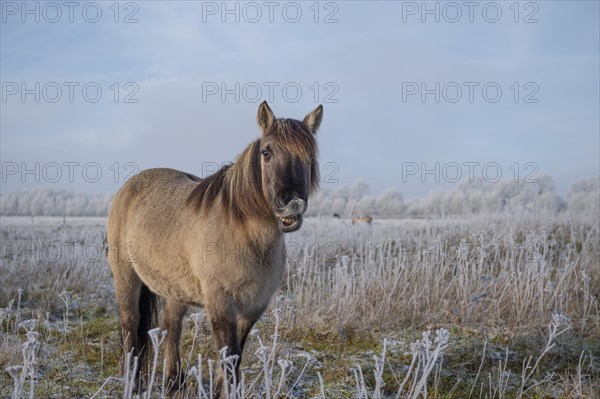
xmin=116 ymin=168 xmax=199 ymax=200
xmin=108 ymin=168 xmax=198 ymax=255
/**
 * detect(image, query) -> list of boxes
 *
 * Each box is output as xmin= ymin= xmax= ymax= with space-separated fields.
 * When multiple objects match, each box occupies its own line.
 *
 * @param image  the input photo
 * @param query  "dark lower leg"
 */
xmin=160 ymin=299 xmax=187 ymax=391
xmin=207 ymin=300 xmax=240 ymax=397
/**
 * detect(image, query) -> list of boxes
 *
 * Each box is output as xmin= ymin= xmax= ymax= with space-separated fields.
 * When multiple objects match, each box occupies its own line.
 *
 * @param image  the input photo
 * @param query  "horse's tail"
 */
xmin=137 ymin=283 xmax=159 ymax=378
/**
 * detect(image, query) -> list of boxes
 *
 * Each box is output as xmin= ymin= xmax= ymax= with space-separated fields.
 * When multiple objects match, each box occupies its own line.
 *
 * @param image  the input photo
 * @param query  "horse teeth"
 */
xmin=281 ymin=216 xmax=297 ymax=225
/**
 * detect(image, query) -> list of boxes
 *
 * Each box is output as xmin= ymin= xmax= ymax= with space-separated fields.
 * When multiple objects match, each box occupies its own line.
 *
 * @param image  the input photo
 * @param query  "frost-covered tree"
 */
xmin=375 ymin=188 xmax=405 ymax=216
xmin=404 ymin=175 xmax=563 ymax=216
xmin=0 ymin=189 xmax=112 ymax=216
xmin=567 ymin=176 xmax=600 ymax=215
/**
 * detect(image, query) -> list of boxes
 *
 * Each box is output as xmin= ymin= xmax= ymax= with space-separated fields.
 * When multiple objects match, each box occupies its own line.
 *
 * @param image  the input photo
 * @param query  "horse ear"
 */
xmin=257 ymin=101 xmax=276 ymax=135
xmin=303 ymin=104 xmax=323 ymax=134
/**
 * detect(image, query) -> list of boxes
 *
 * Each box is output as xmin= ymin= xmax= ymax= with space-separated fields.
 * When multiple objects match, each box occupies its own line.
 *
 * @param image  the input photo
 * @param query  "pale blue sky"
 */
xmin=1 ymin=1 xmax=598 ymax=198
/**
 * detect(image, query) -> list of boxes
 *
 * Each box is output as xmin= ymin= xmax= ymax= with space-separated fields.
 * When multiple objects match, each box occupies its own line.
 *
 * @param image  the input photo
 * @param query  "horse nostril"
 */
xmin=277 ymin=194 xmax=306 ymax=211
xmin=278 ymin=194 xmax=294 ymax=208
xmin=276 ymin=196 xmax=287 ymax=208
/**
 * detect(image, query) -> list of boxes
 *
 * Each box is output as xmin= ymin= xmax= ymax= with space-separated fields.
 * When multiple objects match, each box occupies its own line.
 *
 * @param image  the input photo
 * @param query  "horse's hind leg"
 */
xmin=109 ymin=256 xmax=143 ymax=382
xmin=160 ymin=299 xmax=187 ymax=392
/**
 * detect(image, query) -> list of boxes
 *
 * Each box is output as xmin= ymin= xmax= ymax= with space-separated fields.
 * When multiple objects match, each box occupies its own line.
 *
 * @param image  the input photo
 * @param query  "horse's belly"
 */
xmin=133 ymin=259 xmax=205 ymax=307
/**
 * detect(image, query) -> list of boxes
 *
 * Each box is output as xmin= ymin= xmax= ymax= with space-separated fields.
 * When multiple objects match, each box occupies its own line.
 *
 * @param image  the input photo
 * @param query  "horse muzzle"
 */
xmin=275 ymin=198 xmax=306 ymax=233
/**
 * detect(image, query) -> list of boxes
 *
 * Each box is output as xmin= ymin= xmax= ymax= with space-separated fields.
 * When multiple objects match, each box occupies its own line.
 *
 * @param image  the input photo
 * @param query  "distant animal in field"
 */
xmin=333 ymin=213 xmax=341 ymax=218
xmin=107 ymin=101 xmax=323 ymax=396
xmin=352 ymin=216 xmax=373 ymax=225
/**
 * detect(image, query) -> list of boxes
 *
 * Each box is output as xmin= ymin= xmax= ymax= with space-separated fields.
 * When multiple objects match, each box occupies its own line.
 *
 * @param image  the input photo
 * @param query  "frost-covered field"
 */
xmin=0 ymin=212 xmax=598 ymax=398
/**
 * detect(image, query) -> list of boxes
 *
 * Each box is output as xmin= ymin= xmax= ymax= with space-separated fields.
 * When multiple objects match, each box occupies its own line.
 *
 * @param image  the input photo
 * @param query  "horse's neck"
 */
xmin=227 ymin=156 xmax=271 ymax=219
xmin=243 ymin=218 xmax=282 ymax=248
xmin=224 ymin=163 xmax=280 ymax=245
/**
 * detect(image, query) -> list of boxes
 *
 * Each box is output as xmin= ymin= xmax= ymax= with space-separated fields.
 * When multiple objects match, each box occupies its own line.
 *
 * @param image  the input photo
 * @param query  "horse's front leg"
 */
xmin=206 ymin=292 xmax=241 ymax=398
xmin=237 ymin=310 xmax=264 ymax=363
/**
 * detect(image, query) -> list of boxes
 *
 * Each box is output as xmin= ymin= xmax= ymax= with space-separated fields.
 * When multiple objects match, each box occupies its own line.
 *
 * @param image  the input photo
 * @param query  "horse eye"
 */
xmin=261 ymin=150 xmax=271 ymax=160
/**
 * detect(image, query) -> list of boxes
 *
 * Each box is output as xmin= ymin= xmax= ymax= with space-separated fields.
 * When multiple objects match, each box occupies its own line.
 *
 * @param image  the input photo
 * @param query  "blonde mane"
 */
xmin=185 ymin=118 xmax=319 ymax=222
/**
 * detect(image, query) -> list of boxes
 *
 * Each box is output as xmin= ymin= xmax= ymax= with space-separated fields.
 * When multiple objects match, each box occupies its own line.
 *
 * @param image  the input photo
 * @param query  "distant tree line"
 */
xmin=307 ymin=175 xmax=598 ymax=217
xmin=1 ymin=176 xmax=598 ymax=217
xmin=0 ymin=189 xmax=112 ymax=217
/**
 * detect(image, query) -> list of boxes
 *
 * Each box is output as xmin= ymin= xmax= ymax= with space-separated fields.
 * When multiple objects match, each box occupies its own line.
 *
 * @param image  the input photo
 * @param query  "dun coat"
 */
xmin=107 ymin=101 xmax=323 ymax=396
